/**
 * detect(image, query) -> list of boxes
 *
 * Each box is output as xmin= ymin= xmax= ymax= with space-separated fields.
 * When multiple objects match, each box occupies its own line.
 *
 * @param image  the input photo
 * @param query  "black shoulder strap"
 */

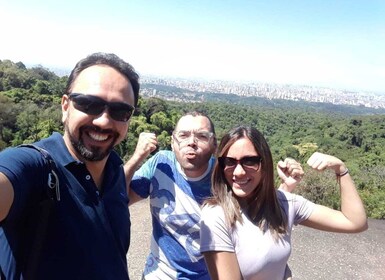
xmin=19 ymin=144 xmax=60 ymax=201
xmin=18 ymin=144 xmax=61 ymax=279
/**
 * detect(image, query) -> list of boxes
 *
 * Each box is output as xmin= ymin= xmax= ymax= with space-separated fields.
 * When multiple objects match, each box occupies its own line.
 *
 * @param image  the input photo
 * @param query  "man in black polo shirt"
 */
xmin=0 ymin=52 xmax=139 ymax=279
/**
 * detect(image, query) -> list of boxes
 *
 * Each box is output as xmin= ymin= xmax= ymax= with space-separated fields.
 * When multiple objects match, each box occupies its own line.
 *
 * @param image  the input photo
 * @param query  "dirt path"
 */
xmin=289 ymin=218 xmax=385 ymax=279
xmin=127 ymin=200 xmax=385 ymax=279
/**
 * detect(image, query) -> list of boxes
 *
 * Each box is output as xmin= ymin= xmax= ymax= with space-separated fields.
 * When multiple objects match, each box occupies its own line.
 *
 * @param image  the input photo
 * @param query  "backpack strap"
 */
xmin=18 ymin=144 xmax=61 ymax=279
xmin=19 ymin=144 xmax=60 ymax=201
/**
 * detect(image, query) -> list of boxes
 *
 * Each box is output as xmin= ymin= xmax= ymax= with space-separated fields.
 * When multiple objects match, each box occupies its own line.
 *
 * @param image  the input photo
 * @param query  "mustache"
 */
xmin=82 ymin=125 xmax=115 ymax=135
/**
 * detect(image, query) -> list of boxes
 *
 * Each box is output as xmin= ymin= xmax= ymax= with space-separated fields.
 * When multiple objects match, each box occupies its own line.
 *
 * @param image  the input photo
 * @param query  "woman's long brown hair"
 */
xmin=205 ymin=125 xmax=287 ymax=239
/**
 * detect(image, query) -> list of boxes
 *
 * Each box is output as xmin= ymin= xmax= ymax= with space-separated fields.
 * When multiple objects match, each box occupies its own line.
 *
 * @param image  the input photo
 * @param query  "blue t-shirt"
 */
xmin=131 ymin=150 xmax=214 ymax=280
xmin=0 ymin=132 xmax=130 ymax=280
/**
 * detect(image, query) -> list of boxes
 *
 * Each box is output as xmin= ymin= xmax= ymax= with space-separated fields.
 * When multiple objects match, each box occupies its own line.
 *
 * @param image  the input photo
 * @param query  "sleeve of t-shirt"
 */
xmin=200 ymin=204 xmax=235 ymax=253
xmin=130 ymin=153 xmax=160 ymax=198
xmin=278 ymin=190 xmax=315 ymax=225
xmin=0 ymin=147 xmax=47 ymax=222
xmin=293 ymin=193 xmax=315 ymax=224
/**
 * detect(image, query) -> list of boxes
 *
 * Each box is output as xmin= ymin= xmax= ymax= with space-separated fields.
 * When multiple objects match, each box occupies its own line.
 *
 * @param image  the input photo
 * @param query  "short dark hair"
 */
xmin=65 ymin=52 xmax=140 ymax=107
xmin=178 ymin=111 xmax=216 ymax=135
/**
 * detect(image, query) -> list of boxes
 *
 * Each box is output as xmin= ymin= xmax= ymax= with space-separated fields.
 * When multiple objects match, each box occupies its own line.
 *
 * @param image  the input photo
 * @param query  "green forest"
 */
xmin=1 ymin=59 xmax=384 ymax=219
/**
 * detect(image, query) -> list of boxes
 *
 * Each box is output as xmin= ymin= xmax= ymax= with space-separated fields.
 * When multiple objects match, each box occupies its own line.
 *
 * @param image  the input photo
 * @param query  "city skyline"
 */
xmin=140 ymin=76 xmax=385 ymax=109
xmin=0 ymin=0 xmax=384 ymax=93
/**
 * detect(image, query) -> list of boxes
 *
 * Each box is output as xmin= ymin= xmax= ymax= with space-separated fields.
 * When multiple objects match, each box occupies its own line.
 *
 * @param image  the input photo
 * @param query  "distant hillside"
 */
xmin=141 ymin=83 xmax=385 ymax=116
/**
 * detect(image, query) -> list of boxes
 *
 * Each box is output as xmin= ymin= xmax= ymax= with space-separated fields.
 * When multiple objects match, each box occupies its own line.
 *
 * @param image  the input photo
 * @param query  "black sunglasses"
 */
xmin=68 ymin=93 xmax=135 ymax=122
xmin=218 ymin=156 xmax=262 ymax=170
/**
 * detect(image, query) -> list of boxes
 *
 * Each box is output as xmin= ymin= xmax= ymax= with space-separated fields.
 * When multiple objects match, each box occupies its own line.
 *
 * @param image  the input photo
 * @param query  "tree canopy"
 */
xmin=1 ymin=58 xmax=384 ymax=218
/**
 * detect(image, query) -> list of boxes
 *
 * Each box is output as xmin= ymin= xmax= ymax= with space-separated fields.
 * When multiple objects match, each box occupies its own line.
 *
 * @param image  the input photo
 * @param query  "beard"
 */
xmin=65 ymin=123 xmax=119 ymax=161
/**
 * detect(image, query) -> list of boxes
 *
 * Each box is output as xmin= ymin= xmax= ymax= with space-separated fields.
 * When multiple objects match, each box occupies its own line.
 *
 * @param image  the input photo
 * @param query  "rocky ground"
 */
xmin=127 ymin=200 xmax=385 ymax=279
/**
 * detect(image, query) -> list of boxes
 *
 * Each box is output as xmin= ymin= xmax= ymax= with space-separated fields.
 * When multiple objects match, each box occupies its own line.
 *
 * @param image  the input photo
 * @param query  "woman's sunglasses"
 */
xmin=218 ymin=156 xmax=262 ymax=171
xmin=68 ymin=93 xmax=135 ymax=122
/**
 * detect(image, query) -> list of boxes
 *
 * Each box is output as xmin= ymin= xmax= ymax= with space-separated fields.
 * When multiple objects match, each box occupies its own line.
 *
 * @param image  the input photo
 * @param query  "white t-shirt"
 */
xmin=200 ymin=190 xmax=315 ymax=280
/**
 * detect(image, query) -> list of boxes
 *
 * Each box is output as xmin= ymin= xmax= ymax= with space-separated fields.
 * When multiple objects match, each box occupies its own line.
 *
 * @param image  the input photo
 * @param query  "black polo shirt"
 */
xmin=0 ymin=132 xmax=130 ymax=279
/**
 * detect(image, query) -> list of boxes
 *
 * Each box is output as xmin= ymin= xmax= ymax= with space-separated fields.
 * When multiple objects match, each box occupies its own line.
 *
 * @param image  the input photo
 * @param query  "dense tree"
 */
xmin=150 ymin=112 xmax=174 ymax=134
xmin=30 ymin=65 xmax=57 ymax=81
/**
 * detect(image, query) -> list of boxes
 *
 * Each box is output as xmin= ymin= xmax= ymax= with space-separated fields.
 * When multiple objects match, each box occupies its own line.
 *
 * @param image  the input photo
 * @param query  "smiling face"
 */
xmin=223 ymin=137 xmax=263 ymax=202
xmin=171 ymin=115 xmax=216 ymax=178
xmin=61 ymin=65 xmax=135 ymax=162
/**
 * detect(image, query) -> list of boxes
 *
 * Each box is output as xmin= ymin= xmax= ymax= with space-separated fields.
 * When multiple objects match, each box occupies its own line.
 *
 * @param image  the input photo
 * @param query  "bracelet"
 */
xmin=336 ymin=168 xmax=349 ymax=177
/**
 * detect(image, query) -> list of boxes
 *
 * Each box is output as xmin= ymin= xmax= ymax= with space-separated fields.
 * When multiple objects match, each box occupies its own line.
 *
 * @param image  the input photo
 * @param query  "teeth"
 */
xmin=89 ymin=132 xmax=108 ymax=141
xmin=234 ymin=179 xmax=249 ymax=185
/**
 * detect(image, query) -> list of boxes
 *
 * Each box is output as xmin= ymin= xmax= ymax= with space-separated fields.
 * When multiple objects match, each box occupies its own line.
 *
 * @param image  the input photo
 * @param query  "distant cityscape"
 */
xmin=140 ymin=76 xmax=385 ymax=109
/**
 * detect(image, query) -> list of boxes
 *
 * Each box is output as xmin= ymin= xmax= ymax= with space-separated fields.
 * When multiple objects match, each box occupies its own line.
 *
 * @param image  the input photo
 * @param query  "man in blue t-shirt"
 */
xmin=0 ymin=52 xmax=139 ymax=280
xmin=124 ymin=111 xmax=217 ymax=279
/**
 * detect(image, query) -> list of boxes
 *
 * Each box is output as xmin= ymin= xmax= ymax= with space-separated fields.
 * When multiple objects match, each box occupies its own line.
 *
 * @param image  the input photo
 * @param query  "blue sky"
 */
xmin=1 ymin=0 xmax=384 ymax=93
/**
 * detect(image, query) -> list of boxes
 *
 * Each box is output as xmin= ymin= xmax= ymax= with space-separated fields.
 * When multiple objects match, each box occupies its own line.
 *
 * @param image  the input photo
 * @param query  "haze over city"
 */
xmin=1 ymin=0 xmax=384 ymax=94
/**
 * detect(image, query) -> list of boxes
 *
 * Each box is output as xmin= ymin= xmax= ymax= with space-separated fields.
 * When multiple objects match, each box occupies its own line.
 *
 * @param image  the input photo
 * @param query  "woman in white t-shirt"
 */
xmin=200 ymin=125 xmax=367 ymax=280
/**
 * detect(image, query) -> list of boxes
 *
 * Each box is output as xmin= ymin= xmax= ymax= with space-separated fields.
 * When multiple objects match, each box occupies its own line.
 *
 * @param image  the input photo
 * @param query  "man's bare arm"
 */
xmin=124 ymin=132 xmax=157 ymax=204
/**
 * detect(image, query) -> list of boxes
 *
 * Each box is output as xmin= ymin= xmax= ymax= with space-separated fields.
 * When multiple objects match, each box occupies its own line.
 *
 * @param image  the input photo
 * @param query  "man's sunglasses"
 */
xmin=68 ymin=93 xmax=135 ymax=122
xmin=218 ymin=156 xmax=262 ymax=171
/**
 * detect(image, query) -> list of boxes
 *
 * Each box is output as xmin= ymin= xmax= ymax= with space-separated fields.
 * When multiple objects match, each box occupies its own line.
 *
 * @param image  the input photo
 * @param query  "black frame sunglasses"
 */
xmin=68 ymin=93 xmax=135 ymax=122
xmin=218 ymin=156 xmax=262 ymax=170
